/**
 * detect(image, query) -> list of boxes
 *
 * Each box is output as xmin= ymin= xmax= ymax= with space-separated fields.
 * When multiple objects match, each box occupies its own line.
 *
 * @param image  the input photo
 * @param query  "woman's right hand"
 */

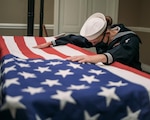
xmin=33 ymin=42 xmax=52 ymax=49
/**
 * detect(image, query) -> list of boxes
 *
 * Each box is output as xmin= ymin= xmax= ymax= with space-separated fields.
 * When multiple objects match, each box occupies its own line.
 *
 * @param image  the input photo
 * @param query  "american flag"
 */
xmin=0 ymin=36 xmax=150 ymax=120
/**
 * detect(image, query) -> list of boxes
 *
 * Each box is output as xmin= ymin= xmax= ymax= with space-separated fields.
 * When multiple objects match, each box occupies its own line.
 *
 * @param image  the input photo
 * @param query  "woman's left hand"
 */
xmin=33 ymin=42 xmax=52 ymax=49
xmin=66 ymin=54 xmax=107 ymax=64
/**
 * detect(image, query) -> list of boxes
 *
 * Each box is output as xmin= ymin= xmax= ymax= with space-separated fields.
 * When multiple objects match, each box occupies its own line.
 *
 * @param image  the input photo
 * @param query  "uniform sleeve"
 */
xmin=104 ymin=36 xmax=140 ymax=65
xmin=51 ymin=34 xmax=93 ymax=48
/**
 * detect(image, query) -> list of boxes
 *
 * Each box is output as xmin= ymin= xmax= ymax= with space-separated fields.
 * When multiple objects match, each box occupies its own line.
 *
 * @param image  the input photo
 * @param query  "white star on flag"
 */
xmin=3 ymin=78 xmax=20 ymax=88
xmin=51 ymin=90 xmax=76 ymax=110
xmin=47 ymin=61 xmax=63 ymax=66
xmin=35 ymin=114 xmax=52 ymax=120
xmin=67 ymin=84 xmax=90 ymax=90
xmin=18 ymin=71 xmax=36 ymax=79
xmin=15 ymin=62 xmax=30 ymax=68
xmin=55 ymin=69 xmax=74 ymax=78
xmin=14 ymin=57 xmax=27 ymax=62
xmin=3 ymin=58 xmax=14 ymax=64
xmin=67 ymin=62 xmax=83 ymax=69
xmin=29 ymin=59 xmax=44 ymax=63
xmin=97 ymin=87 xmax=120 ymax=107
xmin=80 ymin=74 xmax=100 ymax=84
xmin=0 ymin=95 xmax=26 ymax=119
xmin=45 ymin=117 xmax=52 ymax=120
xmin=84 ymin=110 xmax=100 ymax=120
xmin=3 ymin=65 xmax=16 ymax=74
xmin=121 ymin=106 xmax=141 ymax=120
xmin=34 ymin=66 xmax=51 ymax=73
xmin=22 ymin=86 xmax=45 ymax=95
xmin=89 ymin=69 xmax=106 ymax=75
xmin=41 ymin=79 xmax=62 ymax=87
xmin=35 ymin=114 xmax=42 ymax=120
xmin=107 ymin=81 xmax=128 ymax=87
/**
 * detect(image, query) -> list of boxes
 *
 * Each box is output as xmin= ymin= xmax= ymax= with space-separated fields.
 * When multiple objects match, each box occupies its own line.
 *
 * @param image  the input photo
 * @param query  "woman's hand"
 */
xmin=33 ymin=42 xmax=52 ymax=49
xmin=66 ymin=54 xmax=107 ymax=64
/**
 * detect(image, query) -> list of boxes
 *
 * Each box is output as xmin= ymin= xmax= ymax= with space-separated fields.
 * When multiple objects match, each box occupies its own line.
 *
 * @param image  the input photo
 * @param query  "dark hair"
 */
xmin=105 ymin=16 xmax=113 ymax=27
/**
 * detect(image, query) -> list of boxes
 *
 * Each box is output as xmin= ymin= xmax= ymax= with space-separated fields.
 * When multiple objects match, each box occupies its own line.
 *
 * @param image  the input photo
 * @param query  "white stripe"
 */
xmin=23 ymin=36 xmax=63 ymax=59
xmin=53 ymin=45 xmax=86 ymax=56
xmin=98 ymin=65 xmax=150 ymax=100
xmin=2 ymin=36 xmax=28 ymax=59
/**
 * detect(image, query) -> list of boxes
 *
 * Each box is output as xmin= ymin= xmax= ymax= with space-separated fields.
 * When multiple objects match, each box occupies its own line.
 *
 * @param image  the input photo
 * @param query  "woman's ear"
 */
xmin=105 ymin=30 xmax=110 ymax=35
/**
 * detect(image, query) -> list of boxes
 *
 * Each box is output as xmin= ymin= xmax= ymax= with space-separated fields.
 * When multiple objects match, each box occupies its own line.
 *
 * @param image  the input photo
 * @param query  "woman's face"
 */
xmin=89 ymin=33 xmax=106 ymax=46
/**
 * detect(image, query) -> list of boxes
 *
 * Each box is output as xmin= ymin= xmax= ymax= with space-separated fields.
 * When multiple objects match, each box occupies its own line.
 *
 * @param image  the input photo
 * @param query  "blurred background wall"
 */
xmin=0 ymin=0 xmax=54 ymax=36
xmin=118 ymin=0 xmax=150 ymax=68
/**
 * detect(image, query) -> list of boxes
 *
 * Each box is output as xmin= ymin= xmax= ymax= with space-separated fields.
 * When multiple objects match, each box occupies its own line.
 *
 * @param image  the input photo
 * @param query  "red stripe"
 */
xmin=67 ymin=44 xmax=96 ymax=55
xmin=0 ymin=36 xmax=10 ymax=59
xmin=112 ymin=62 xmax=150 ymax=79
xmin=14 ymin=36 xmax=44 ymax=59
xmin=34 ymin=36 xmax=46 ymax=45
xmin=35 ymin=37 xmax=68 ymax=58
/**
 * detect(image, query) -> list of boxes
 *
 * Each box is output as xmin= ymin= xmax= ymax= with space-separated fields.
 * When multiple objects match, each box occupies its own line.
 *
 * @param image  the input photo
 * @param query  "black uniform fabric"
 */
xmin=53 ymin=24 xmax=142 ymax=70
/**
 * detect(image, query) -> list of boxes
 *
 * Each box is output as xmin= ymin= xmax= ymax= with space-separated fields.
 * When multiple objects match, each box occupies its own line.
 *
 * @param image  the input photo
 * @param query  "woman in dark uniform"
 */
xmin=34 ymin=13 xmax=142 ymax=70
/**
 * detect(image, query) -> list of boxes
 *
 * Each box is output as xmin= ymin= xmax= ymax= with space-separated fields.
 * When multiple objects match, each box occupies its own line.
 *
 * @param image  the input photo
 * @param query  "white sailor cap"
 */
xmin=80 ymin=13 xmax=107 ymax=41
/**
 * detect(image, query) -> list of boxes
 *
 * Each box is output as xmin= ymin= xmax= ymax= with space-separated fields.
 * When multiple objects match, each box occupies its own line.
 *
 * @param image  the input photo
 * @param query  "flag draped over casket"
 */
xmin=0 ymin=36 xmax=150 ymax=120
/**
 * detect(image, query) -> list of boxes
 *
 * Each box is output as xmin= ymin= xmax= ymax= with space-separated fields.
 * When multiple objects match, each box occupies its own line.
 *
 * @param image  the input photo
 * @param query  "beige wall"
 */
xmin=118 ymin=0 xmax=150 ymax=27
xmin=118 ymin=0 xmax=150 ymax=65
xmin=0 ymin=0 xmax=54 ymax=36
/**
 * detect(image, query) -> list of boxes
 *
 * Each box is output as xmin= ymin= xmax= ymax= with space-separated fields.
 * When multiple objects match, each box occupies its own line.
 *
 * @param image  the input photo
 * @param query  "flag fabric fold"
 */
xmin=0 ymin=36 xmax=150 ymax=120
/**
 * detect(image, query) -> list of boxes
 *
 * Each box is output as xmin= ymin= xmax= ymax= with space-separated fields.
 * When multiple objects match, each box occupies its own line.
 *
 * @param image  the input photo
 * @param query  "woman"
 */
xmin=34 ymin=13 xmax=142 ymax=70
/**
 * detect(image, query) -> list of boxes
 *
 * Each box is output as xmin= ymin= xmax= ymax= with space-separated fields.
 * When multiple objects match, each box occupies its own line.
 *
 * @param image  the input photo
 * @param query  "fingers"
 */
xmin=33 ymin=42 xmax=51 ymax=49
xmin=66 ymin=56 xmax=87 ymax=63
xmin=33 ymin=44 xmax=47 ymax=49
xmin=32 ymin=45 xmax=44 ymax=49
xmin=66 ymin=55 xmax=102 ymax=64
xmin=66 ymin=56 xmax=81 ymax=61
